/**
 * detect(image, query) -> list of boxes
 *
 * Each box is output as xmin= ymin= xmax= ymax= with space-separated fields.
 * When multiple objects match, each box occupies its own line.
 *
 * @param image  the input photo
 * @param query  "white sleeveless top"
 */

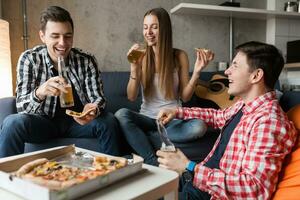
xmin=140 ymin=72 xmax=182 ymax=119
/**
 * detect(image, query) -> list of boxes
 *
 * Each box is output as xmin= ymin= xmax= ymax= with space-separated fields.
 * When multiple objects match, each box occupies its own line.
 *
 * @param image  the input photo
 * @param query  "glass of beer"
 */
xmin=59 ymin=84 xmax=74 ymax=108
xmin=127 ymin=43 xmax=146 ymax=63
xmin=58 ymin=57 xmax=74 ymax=108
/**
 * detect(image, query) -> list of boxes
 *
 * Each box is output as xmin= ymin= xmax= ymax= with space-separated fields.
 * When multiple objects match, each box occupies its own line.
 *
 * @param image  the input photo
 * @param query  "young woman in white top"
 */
xmin=115 ymin=7 xmax=212 ymax=166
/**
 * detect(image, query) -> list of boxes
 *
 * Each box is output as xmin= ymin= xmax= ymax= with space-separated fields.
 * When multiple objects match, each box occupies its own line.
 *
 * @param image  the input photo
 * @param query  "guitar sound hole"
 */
xmin=210 ymin=83 xmax=223 ymax=92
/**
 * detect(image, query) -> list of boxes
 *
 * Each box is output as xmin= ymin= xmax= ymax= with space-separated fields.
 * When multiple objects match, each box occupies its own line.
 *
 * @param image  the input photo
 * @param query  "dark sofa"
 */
xmin=1 ymin=72 xmax=300 ymax=162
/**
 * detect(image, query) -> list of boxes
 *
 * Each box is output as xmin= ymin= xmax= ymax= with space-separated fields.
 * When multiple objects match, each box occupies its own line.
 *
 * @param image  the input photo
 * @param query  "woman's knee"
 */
xmin=193 ymin=120 xmax=207 ymax=137
xmin=114 ymin=108 xmax=131 ymax=119
xmin=190 ymin=119 xmax=207 ymax=138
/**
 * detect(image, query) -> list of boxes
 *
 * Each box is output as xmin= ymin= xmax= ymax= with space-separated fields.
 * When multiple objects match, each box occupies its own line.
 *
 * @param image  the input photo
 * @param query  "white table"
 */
xmin=0 ymin=148 xmax=179 ymax=200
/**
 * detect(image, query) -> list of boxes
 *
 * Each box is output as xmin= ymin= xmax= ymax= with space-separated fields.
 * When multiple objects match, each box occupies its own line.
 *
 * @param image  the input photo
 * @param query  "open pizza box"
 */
xmin=0 ymin=145 xmax=144 ymax=200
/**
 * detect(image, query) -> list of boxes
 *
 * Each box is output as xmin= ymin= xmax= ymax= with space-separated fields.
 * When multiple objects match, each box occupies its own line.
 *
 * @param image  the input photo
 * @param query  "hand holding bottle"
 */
xmin=58 ymin=56 xmax=74 ymax=108
xmin=35 ymin=76 xmax=68 ymax=101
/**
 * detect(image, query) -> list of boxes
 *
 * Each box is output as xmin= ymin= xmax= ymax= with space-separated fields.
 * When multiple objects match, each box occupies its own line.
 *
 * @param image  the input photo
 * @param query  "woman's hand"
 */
xmin=193 ymin=49 xmax=214 ymax=76
xmin=127 ymin=43 xmax=145 ymax=67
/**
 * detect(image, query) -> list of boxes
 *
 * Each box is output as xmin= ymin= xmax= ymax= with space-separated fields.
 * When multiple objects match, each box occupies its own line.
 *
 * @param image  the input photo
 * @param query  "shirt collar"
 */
xmin=43 ymin=46 xmax=71 ymax=70
xmin=242 ymin=91 xmax=277 ymax=114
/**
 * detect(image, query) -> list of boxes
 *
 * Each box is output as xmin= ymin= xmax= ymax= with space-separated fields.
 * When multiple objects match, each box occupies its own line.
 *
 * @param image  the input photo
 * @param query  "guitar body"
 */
xmin=195 ymin=74 xmax=239 ymax=109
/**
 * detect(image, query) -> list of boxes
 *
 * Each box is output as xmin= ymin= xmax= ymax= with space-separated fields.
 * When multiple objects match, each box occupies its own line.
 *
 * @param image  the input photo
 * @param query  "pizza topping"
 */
xmin=93 ymin=156 xmax=127 ymax=171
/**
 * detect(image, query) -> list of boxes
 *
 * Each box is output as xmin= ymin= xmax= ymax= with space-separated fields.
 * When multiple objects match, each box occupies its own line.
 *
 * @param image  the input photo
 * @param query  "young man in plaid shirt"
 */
xmin=157 ymin=41 xmax=297 ymax=199
xmin=0 ymin=6 xmax=120 ymax=157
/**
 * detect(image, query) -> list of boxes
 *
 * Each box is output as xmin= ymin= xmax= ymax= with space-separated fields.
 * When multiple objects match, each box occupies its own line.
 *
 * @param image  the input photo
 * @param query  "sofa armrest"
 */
xmin=0 ymin=97 xmax=17 ymax=125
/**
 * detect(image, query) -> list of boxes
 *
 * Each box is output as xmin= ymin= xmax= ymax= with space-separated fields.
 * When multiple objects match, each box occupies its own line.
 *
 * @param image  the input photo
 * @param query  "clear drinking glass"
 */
xmin=127 ymin=43 xmax=146 ymax=63
xmin=58 ymin=56 xmax=74 ymax=108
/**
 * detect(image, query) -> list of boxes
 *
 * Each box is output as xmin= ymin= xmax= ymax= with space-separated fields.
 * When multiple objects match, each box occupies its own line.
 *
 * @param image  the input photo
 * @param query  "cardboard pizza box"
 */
xmin=0 ymin=145 xmax=144 ymax=200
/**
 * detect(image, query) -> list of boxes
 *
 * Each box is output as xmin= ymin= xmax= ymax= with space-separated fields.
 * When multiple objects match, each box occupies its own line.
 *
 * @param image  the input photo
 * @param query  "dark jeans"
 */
xmin=0 ymin=112 xmax=121 ymax=158
xmin=115 ymin=108 xmax=207 ymax=166
xmin=179 ymin=176 xmax=211 ymax=200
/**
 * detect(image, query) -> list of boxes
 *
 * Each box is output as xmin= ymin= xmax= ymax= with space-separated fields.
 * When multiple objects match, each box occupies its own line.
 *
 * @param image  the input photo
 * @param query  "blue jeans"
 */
xmin=115 ymin=108 xmax=207 ymax=166
xmin=0 ymin=112 xmax=121 ymax=158
xmin=179 ymin=176 xmax=211 ymax=200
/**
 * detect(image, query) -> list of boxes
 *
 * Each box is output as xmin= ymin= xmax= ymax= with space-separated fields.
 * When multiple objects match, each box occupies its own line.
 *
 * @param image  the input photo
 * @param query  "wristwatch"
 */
xmin=182 ymin=161 xmax=197 ymax=182
xmin=182 ymin=170 xmax=193 ymax=182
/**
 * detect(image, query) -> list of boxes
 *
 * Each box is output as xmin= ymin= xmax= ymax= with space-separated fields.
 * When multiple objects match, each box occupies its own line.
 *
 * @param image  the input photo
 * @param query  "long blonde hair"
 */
xmin=142 ymin=7 xmax=178 ymax=100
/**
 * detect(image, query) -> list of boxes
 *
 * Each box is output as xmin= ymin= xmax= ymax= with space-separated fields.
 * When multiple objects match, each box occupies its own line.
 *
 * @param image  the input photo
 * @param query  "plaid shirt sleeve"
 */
xmin=176 ymin=105 xmax=241 ymax=130
xmin=84 ymin=55 xmax=106 ymax=111
xmin=16 ymin=52 xmax=44 ymax=114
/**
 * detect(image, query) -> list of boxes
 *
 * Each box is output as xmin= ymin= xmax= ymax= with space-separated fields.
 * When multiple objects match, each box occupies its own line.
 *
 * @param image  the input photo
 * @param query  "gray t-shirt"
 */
xmin=140 ymin=72 xmax=182 ymax=119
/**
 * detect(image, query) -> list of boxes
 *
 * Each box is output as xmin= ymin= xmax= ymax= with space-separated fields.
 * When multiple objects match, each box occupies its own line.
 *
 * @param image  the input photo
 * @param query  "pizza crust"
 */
xmin=15 ymin=158 xmax=48 ymax=177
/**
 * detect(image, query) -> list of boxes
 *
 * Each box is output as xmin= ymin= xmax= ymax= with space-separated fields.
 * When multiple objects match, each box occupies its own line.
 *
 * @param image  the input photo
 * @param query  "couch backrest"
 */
xmin=100 ymin=71 xmax=222 ymax=113
xmin=280 ymin=91 xmax=300 ymax=112
xmin=101 ymin=72 xmax=142 ymax=114
xmin=1 ymin=71 xmax=299 ymax=125
xmin=0 ymin=97 xmax=17 ymax=125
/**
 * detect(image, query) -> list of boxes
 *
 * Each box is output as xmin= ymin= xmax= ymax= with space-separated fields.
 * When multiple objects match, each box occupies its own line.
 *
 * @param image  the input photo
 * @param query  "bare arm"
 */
xmin=179 ymin=49 xmax=212 ymax=102
xmin=127 ymin=44 xmax=144 ymax=101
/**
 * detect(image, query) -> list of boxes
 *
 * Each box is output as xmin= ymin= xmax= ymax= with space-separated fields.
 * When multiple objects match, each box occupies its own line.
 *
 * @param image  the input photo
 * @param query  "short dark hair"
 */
xmin=235 ymin=41 xmax=284 ymax=89
xmin=40 ymin=6 xmax=74 ymax=32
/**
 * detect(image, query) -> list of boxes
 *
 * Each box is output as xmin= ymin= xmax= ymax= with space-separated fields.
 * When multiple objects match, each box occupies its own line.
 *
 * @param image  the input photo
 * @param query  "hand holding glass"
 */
xmin=127 ymin=43 xmax=146 ymax=64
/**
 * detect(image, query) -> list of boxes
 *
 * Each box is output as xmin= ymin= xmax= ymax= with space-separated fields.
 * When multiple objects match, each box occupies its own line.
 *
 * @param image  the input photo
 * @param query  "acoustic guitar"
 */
xmin=195 ymin=74 xmax=239 ymax=109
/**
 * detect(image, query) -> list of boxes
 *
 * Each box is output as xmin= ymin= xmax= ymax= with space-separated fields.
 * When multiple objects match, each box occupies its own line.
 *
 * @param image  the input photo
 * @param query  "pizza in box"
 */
xmin=13 ymin=155 xmax=127 ymax=190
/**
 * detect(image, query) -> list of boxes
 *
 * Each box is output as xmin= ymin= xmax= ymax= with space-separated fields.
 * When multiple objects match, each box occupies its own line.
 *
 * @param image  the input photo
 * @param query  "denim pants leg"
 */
xmin=166 ymin=119 xmax=207 ymax=143
xmin=115 ymin=108 xmax=158 ymax=166
xmin=65 ymin=111 xmax=121 ymax=156
xmin=0 ymin=113 xmax=60 ymax=158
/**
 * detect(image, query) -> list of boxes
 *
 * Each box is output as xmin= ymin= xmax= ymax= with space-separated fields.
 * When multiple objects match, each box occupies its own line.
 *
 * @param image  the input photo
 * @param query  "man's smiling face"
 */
xmin=39 ymin=21 xmax=73 ymax=65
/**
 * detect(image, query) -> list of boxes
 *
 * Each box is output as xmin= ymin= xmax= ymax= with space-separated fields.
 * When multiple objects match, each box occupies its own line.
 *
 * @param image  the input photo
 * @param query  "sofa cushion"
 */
xmin=272 ymin=105 xmax=300 ymax=200
xmin=272 ymin=148 xmax=300 ymax=200
xmin=101 ymin=72 xmax=141 ymax=113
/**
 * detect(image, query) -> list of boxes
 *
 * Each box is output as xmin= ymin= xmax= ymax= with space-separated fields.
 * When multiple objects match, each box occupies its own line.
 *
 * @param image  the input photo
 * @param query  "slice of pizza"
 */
xmin=93 ymin=156 xmax=127 ymax=172
xmin=194 ymin=48 xmax=214 ymax=61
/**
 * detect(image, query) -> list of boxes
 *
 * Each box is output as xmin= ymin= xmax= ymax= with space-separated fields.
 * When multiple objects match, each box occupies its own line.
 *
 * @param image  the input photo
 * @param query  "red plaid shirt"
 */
xmin=176 ymin=91 xmax=297 ymax=200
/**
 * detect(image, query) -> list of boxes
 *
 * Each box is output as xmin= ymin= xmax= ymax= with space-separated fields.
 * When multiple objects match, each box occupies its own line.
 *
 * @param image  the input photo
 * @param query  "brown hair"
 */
xmin=235 ymin=41 xmax=284 ymax=90
xmin=142 ymin=7 xmax=178 ymax=100
xmin=40 ymin=6 xmax=74 ymax=32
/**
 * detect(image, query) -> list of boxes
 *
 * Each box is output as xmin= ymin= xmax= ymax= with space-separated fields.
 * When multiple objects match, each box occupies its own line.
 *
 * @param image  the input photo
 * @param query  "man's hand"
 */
xmin=156 ymin=149 xmax=190 ymax=175
xmin=73 ymin=103 xmax=99 ymax=125
xmin=157 ymin=108 xmax=177 ymax=125
xmin=36 ymin=76 xmax=68 ymax=100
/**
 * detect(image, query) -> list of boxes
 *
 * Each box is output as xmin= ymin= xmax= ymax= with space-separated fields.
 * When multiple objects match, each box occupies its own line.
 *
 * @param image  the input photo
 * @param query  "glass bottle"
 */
xmin=58 ymin=56 xmax=74 ymax=108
